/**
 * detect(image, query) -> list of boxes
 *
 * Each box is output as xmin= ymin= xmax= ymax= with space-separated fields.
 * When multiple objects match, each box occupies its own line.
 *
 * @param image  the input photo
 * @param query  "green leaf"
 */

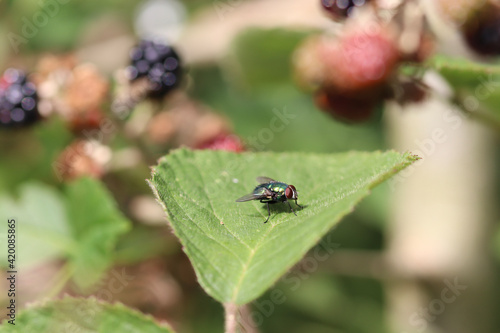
xmin=66 ymin=178 xmax=131 ymax=290
xmin=0 ymin=119 xmax=72 ymax=192
xmin=0 ymin=179 xmax=131 ymax=290
xmin=427 ymin=55 xmax=500 ymax=126
xmin=149 ymin=149 xmax=417 ymax=304
xmin=114 ymin=226 xmax=179 ymax=265
xmin=0 ymin=183 xmax=72 ymax=268
xmin=428 ymin=54 xmax=500 ymax=84
xmin=0 ymin=297 xmax=175 ymax=333
xmin=229 ymin=28 xmax=310 ymax=90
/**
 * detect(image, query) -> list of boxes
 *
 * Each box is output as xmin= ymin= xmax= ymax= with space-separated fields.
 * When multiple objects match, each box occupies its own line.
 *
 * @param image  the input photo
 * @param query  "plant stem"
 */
xmin=320 ymin=250 xmax=394 ymax=280
xmin=224 ymin=303 xmax=260 ymax=333
xmin=238 ymin=304 xmax=260 ymax=333
xmin=224 ymin=303 xmax=238 ymax=333
xmin=384 ymin=96 xmax=497 ymax=333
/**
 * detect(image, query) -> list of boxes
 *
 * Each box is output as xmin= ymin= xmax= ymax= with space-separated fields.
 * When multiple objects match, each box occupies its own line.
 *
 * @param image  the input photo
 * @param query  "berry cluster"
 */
xmin=293 ymin=1 xmax=434 ymax=123
xmin=295 ymin=28 xmax=403 ymax=123
xmin=128 ymin=39 xmax=182 ymax=98
xmin=320 ymin=30 xmax=400 ymax=92
xmin=0 ymin=69 xmax=40 ymax=128
xmin=321 ymin=0 xmax=371 ymax=20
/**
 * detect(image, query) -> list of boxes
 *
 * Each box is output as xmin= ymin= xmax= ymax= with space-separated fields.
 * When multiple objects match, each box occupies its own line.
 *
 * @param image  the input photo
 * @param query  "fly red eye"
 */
xmin=285 ymin=185 xmax=297 ymax=199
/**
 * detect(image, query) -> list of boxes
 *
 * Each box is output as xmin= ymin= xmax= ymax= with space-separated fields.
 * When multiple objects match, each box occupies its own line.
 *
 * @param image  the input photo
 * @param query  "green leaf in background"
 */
xmin=1 ymin=0 xmax=142 ymax=52
xmin=228 ymin=28 xmax=310 ymax=90
xmin=0 ymin=183 xmax=71 ymax=266
xmin=114 ymin=226 xmax=179 ymax=265
xmin=427 ymin=54 xmax=500 ymax=126
xmin=66 ymin=178 xmax=131 ymax=290
xmin=0 ymin=297 xmax=175 ymax=333
xmin=428 ymin=54 xmax=500 ymax=85
xmin=0 ymin=178 xmax=131 ymax=290
xmin=149 ymin=149 xmax=417 ymax=305
xmin=0 ymin=119 xmax=72 ymax=192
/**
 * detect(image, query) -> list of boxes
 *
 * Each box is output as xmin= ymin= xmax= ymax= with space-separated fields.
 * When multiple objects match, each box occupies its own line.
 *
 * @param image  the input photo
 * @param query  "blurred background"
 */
xmin=1 ymin=0 xmax=500 ymax=332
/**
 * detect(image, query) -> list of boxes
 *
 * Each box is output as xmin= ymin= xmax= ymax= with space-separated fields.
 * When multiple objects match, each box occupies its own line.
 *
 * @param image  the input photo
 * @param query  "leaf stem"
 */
xmin=224 ymin=303 xmax=260 ymax=333
xmin=224 ymin=303 xmax=238 ymax=333
xmin=237 ymin=304 xmax=260 ymax=333
xmin=451 ymin=95 xmax=500 ymax=132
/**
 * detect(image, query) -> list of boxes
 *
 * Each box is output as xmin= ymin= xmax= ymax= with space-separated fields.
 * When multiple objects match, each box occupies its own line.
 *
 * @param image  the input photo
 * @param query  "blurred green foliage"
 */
xmin=1 ymin=0 xmax=140 ymax=52
xmin=428 ymin=54 xmax=500 ymax=126
xmin=0 ymin=178 xmax=131 ymax=290
xmin=0 ymin=297 xmax=176 ymax=333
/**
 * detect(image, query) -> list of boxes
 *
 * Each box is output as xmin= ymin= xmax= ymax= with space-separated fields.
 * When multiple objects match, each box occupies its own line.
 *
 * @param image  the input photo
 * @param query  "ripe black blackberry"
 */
xmin=462 ymin=4 xmax=500 ymax=56
xmin=321 ymin=0 xmax=370 ymax=20
xmin=0 ymin=68 xmax=40 ymax=128
xmin=127 ymin=39 xmax=182 ymax=98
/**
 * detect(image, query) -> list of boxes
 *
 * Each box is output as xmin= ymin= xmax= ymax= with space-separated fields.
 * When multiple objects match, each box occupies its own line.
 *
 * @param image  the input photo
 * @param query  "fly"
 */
xmin=236 ymin=176 xmax=302 ymax=223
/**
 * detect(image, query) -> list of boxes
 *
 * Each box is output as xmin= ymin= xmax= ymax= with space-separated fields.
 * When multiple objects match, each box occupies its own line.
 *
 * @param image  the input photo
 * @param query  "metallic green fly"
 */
xmin=236 ymin=177 xmax=302 ymax=223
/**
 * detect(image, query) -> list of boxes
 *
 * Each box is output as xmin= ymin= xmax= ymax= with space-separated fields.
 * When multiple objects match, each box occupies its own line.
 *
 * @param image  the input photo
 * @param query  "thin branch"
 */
xmin=319 ymin=250 xmax=397 ymax=280
xmin=224 ymin=303 xmax=238 ymax=333
xmin=238 ymin=304 xmax=260 ymax=333
xmin=224 ymin=303 xmax=260 ymax=333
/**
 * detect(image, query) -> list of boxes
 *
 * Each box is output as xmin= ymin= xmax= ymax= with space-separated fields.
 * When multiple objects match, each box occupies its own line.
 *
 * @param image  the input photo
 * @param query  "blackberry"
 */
xmin=462 ymin=4 xmax=500 ymax=56
xmin=0 ymin=68 xmax=40 ymax=128
xmin=321 ymin=0 xmax=370 ymax=20
xmin=127 ymin=39 xmax=182 ymax=98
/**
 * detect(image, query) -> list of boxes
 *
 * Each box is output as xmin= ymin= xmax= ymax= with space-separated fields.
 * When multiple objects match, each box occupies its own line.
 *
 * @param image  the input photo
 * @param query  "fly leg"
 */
xmin=260 ymin=199 xmax=271 ymax=223
xmin=265 ymin=202 xmax=270 ymax=223
xmin=295 ymin=199 xmax=303 ymax=209
xmin=286 ymin=200 xmax=297 ymax=216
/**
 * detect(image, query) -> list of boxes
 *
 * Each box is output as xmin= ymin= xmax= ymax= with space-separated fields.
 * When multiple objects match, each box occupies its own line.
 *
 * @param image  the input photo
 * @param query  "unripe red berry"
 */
xmin=320 ymin=29 xmax=400 ymax=92
xmin=197 ymin=134 xmax=245 ymax=152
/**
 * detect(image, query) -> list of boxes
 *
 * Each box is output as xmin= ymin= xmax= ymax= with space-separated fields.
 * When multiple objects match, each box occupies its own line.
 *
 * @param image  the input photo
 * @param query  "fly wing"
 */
xmin=256 ymin=176 xmax=276 ymax=184
xmin=236 ymin=185 xmax=272 ymax=202
xmin=235 ymin=193 xmax=262 ymax=202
